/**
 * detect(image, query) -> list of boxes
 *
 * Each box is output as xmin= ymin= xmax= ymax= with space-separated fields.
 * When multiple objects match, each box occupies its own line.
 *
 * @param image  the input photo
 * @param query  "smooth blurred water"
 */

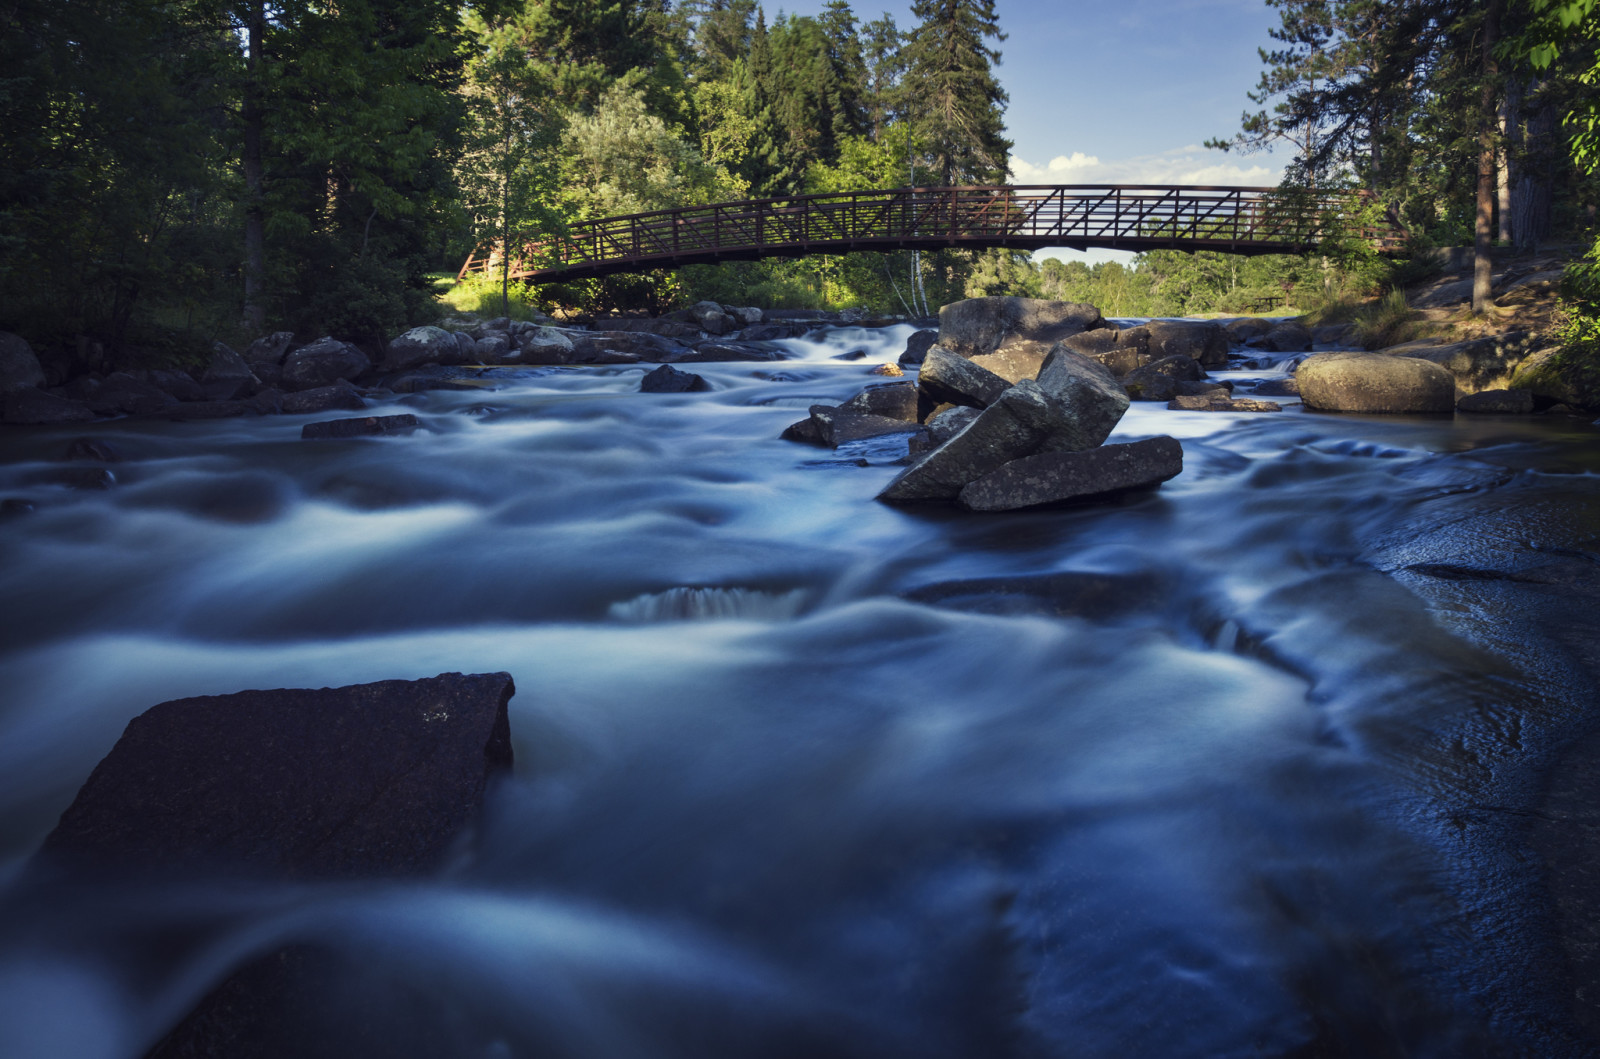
xmin=2 ymin=324 xmax=1599 ymax=1057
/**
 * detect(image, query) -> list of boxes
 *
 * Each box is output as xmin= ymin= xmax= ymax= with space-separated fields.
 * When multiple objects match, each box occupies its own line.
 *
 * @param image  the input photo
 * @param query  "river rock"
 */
xmin=599 ymin=317 xmax=703 ymax=339
xmin=201 ymin=343 xmax=260 ymax=400
xmin=1176 ymin=380 xmax=1231 ymax=397
xmin=3 ymin=387 xmax=96 ymax=424
xmin=1224 ymin=318 xmax=1275 ymax=346
xmin=1261 ymin=321 xmax=1314 ymax=353
xmin=640 ymin=364 xmax=710 ymax=393
xmin=811 ymin=406 xmax=921 ymax=447
xmin=917 ymin=345 xmax=1009 ymax=412
xmin=282 ymin=380 xmax=366 ymax=414
xmin=568 ymin=331 xmax=691 ymax=362
xmin=937 ymin=297 xmax=1105 ymax=361
xmin=740 ymin=322 xmax=810 ymax=342
xmin=687 ymin=300 xmax=736 ymax=335
xmin=243 ymin=332 xmax=295 ymax=386
xmin=1457 ymin=388 xmax=1536 ymax=413
xmin=85 ymin=373 xmax=178 ymax=416
xmin=475 ymin=333 xmax=512 ymax=361
xmin=879 ymin=380 xmax=1068 ymax=502
xmin=672 ymin=341 xmax=787 ymax=363
xmin=1121 ymin=368 xmax=1179 ymax=402
xmin=515 ymin=326 xmax=575 ymax=364
xmin=899 ymin=329 xmax=939 ymax=366
xmin=38 ymin=671 xmax=514 ymax=878
xmin=301 ymin=413 xmax=418 ymax=439
xmin=1253 ymin=377 xmax=1300 ymax=397
xmin=384 ymin=326 xmax=461 ymax=372
xmin=164 ymin=400 xmax=252 ymax=420
xmin=841 ymin=381 xmax=917 ymax=421
xmin=1296 ymin=352 xmax=1456 ymax=413
xmin=1166 ymin=395 xmax=1283 ymax=412
xmin=1510 ymin=348 xmax=1599 ymax=409
xmin=926 ymin=405 xmax=981 ymax=443
xmin=957 ymin=436 xmax=1184 ymax=512
xmin=1144 ymin=320 xmax=1229 ymax=368
xmin=0 ymin=332 xmax=46 ymax=392
xmin=64 ymin=437 xmax=124 ymax=462
xmin=1312 ymin=324 xmax=1356 ymax=347
xmin=1389 ymin=330 xmax=1546 ymax=395
xmin=780 ymin=412 xmax=826 ymax=445
xmin=1057 ymin=328 xmax=1150 ymax=378
xmin=1033 ymin=346 xmax=1131 ymax=450
xmin=725 ymin=306 xmax=764 ymax=326
xmin=282 ymin=337 xmax=371 ymax=391
xmin=149 ymin=369 xmax=206 ymax=403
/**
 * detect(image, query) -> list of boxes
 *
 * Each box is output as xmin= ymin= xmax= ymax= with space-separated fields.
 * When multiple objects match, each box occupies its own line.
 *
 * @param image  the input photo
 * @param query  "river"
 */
xmin=2 ymin=323 xmax=1599 ymax=1057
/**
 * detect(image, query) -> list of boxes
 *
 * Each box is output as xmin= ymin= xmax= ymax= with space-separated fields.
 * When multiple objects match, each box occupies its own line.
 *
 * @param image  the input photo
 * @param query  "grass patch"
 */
xmin=1351 ymin=288 xmax=1433 ymax=349
xmin=436 ymin=273 xmax=549 ymax=321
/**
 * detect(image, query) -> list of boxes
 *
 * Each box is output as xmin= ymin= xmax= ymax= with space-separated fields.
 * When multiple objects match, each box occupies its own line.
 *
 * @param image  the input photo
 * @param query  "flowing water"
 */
xmin=2 ymin=324 xmax=1600 ymax=1057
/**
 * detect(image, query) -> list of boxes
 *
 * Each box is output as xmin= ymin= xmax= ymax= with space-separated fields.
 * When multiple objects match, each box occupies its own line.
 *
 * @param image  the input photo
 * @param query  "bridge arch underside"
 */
xmin=511 ymin=234 xmax=1311 ymax=283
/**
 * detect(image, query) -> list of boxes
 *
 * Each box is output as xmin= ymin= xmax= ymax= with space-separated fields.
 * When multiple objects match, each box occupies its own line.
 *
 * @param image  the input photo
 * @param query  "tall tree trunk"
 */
xmin=1497 ymin=103 xmax=1513 ymax=244
xmin=1473 ymin=0 xmax=1500 ymax=313
xmin=1513 ymin=78 xmax=1556 ymax=249
xmin=241 ymin=1 xmax=267 ymax=334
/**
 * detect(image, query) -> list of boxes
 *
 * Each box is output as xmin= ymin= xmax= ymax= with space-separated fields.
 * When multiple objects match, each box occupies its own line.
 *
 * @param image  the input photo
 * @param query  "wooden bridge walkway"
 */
xmin=459 ymin=184 xmax=1401 ymax=283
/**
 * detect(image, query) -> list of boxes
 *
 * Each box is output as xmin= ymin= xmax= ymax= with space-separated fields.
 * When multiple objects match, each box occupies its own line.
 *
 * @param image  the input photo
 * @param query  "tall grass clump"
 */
xmin=438 ymin=273 xmax=550 ymax=320
xmin=1352 ymin=288 xmax=1430 ymax=349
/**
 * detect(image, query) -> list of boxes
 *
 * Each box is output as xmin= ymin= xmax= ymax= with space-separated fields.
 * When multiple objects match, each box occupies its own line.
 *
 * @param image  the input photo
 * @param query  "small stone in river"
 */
xmin=832 ymin=349 xmax=868 ymax=361
xmin=64 ymin=437 xmax=124 ymax=462
xmin=640 ymin=364 xmax=710 ymax=393
xmin=301 ymin=414 xmax=419 ymax=439
xmin=958 ymin=436 xmax=1184 ymax=511
xmin=1252 ymin=378 xmax=1300 ymax=397
xmin=871 ymin=363 xmax=904 ymax=376
xmin=840 ymin=381 xmax=917 ymax=421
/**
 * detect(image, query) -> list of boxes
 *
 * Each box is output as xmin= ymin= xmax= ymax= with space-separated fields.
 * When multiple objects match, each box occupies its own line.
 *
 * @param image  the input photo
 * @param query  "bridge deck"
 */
xmin=460 ymin=184 xmax=1400 ymax=283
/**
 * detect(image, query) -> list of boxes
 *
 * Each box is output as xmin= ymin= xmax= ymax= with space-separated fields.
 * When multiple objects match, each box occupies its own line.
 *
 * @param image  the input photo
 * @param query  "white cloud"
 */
xmin=1008 ymin=145 xmax=1282 ymax=189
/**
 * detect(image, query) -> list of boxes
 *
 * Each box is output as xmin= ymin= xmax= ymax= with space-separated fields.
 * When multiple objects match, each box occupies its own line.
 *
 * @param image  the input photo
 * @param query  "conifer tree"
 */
xmin=899 ymin=0 xmax=1010 ymax=186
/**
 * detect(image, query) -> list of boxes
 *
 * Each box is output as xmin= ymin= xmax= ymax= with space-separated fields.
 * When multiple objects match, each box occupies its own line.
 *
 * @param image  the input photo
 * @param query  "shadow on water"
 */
xmin=2 ymin=331 xmax=1600 ymax=1056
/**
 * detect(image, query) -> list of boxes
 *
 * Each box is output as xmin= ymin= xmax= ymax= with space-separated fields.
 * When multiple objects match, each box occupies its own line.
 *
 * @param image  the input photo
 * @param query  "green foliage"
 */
xmin=899 ymin=0 xmax=1010 ymax=186
xmin=440 ymin=272 xmax=549 ymax=320
xmin=1349 ymin=287 xmax=1432 ymax=349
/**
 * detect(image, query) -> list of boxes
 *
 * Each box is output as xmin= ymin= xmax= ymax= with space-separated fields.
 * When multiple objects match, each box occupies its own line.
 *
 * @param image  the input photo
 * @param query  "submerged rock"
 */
xmin=640 ymin=364 xmax=710 ymax=393
xmin=957 ymin=436 xmax=1184 ymax=511
xmin=841 ymin=381 xmax=918 ymax=421
xmin=301 ymin=414 xmax=419 ymax=439
xmin=1297 ymin=352 xmax=1456 ymax=413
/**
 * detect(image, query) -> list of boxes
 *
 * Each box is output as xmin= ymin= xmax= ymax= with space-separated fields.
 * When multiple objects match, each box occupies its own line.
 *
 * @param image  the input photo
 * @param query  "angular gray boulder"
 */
xmin=1033 ymin=346 xmax=1131 ymax=450
xmin=898 ymin=328 xmax=939 ymax=366
xmin=282 ymin=337 xmax=371 ymax=391
xmin=1260 ymin=321 xmax=1314 ymax=353
xmin=958 ymin=436 xmax=1184 ymax=511
xmin=879 ymin=380 xmax=1070 ymax=501
xmin=0 ymin=331 xmax=46 ymax=392
xmin=1297 ymin=352 xmax=1456 ymax=413
xmin=515 ymin=326 xmax=575 ymax=364
xmin=917 ymin=345 xmax=1010 ymax=411
xmin=840 ymin=380 xmax=917 ymax=421
xmin=282 ymin=380 xmax=366 ymax=414
xmin=243 ymin=331 xmax=295 ymax=387
xmin=937 ymin=297 xmax=1105 ymax=360
xmin=384 ymin=326 xmax=459 ymax=372
xmin=1388 ymin=330 xmax=1545 ymax=395
xmin=811 ymin=406 xmax=921 ymax=447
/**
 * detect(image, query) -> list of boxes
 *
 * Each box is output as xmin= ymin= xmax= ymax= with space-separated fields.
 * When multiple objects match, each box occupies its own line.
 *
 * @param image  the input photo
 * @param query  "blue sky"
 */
xmin=773 ymin=0 xmax=1291 ymax=261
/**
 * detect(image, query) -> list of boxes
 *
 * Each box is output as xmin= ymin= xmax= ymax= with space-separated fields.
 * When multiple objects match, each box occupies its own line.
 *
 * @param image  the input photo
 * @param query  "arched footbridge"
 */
xmin=459 ymin=184 xmax=1402 ymax=283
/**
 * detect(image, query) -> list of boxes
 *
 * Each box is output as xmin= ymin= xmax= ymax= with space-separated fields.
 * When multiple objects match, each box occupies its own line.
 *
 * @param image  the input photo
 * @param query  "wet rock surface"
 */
xmin=916 ymin=346 xmax=1009 ymax=411
xmin=301 ymin=414 xmax=419 ymax=439
xmin=640 ymin=364 xmax=711 ymax=393
xmin=957 ymin=436 xmax=1184 ymax=511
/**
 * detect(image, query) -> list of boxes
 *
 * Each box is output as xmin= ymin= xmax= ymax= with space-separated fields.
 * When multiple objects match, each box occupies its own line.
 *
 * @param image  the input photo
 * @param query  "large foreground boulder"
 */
xmin=958 ymin=436 xmax=1184 ymax=511
xmin=879 ymin=381 xmax=1066 ymax=501
xmin=1297 ymin=352 xmax=1456 ymax=413
xmin=35 ymin=672 xmax=516 ymax=1059
xmin=0 ymin=332 xmax=46 ymax=392
xmin=937 ymin=297 xmax=1105 ymax=363
xmin=39 ymin=672 xmax=515 ymax=878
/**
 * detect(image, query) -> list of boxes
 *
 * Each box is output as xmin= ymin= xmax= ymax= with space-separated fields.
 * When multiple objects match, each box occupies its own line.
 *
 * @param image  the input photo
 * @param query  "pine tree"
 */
xmin=899 ymin=0 xmax=1010 ymax=186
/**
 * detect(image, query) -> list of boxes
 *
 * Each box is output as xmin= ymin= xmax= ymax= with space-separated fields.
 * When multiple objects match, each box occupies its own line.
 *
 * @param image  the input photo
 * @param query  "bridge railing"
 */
xmin=460 ymin=185 xmax=1402 ymax=282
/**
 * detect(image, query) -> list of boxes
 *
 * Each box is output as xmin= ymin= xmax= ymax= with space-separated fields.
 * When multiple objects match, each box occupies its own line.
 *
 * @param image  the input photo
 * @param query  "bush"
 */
xmin=1351 ymin=288 xmax=1431 ymax=350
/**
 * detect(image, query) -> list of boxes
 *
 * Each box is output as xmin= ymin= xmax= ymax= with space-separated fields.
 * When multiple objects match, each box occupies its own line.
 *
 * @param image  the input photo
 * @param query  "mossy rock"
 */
xmin=1509 ymin=347 xmax=1600 ymax=410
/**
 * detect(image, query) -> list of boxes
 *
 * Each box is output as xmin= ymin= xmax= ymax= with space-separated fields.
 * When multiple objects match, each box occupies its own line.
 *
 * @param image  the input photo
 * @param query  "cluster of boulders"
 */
xmin=783 ymin=297 xmax=1191 ymax=511
xmin=1293 ymin=329 xmax=1588 ymax=414
xmin=0 ymin=302 xmax=914 ymax=428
